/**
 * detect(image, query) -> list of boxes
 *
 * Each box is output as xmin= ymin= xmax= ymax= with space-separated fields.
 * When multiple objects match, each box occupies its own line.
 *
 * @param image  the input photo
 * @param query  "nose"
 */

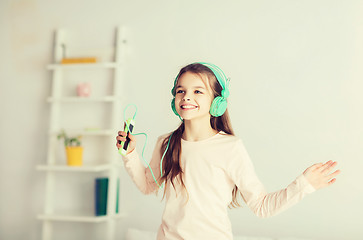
xmin=182 ymin=96 xmax=190 ymax=101
xmin=182 ymin=91 xmax=192 ymax=101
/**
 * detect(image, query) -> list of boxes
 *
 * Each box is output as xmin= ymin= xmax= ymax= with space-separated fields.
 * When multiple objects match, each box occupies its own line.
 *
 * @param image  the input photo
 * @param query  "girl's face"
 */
xmin=174 ymin=72 xmax=215 ymax=121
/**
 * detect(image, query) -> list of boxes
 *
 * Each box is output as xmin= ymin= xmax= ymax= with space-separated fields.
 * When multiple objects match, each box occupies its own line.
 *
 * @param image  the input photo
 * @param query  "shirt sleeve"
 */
xmin=226 ymin=139 xmax=316 ymax=218
xmin=121 ymin=135 xmax=166 ymax=195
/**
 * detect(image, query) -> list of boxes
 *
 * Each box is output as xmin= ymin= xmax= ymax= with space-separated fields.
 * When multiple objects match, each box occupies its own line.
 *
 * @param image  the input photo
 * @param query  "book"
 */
xmin=95 ymin=178 xmax=119 ymax=216
xmin=61 ymin=57 xmax=97 ymax=64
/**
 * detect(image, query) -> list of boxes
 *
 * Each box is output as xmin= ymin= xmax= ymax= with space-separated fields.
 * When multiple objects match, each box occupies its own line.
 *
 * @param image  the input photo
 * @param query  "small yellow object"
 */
xmin=65 ymin=146 xmax=83 ymax=166
xmin=61 ymin=57 xmax=97 ymax=64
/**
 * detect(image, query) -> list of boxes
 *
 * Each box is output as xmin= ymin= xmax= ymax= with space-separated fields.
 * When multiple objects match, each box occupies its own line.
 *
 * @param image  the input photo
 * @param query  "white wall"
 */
xmin=1 ymin=0 xmax=362 ymax=239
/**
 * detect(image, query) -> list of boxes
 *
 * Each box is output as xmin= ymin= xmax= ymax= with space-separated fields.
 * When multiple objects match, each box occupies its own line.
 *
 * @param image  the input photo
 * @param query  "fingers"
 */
xmin=328 ymin=178 xmax=337 ymax=185
xmin=116 ymin=130 xmax=136 ymax=149
xmin=320 ymin=160 xmax=338 ymax=174
xmin=321 ymin=161 xmax=341 ymax=186
xmin=319 ymin=160 xmax=341 ymax=180
xmin=319 ymin=160 xmax=332 ymax=170
xmin=116 ymin=131 xmax=126 ymax=147
xmin=327 ymin=169 xmax=341 ymax=180
xmin=118 ymin=131 xmax=127 ymax=137
xmin=117 ymin=131 xmax=126 ymax=140
xmin=118 ymin=131 xmax=136 ymax=140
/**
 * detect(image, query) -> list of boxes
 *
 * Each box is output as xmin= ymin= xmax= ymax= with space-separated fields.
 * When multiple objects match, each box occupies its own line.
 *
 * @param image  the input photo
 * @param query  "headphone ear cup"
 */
xmin=210 ymin=96 xmax=227 ymax=117
xmin=171 ymin=98 xmax=180 ymax=117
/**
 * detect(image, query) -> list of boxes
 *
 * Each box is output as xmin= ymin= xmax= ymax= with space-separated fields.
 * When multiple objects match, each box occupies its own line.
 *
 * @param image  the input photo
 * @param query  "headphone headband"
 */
xmin=197 ymin=62 xmax=229 ymax=91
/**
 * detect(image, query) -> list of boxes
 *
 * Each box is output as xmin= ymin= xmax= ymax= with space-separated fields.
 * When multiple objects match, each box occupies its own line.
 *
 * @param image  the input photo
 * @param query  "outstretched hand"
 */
xmin=303 ymin=160 xmax=341 ymax=190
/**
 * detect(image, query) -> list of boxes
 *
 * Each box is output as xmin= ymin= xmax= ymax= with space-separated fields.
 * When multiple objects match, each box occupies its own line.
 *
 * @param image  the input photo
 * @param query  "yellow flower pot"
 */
xmin=65 ymin=146 xmax=83 ymax=166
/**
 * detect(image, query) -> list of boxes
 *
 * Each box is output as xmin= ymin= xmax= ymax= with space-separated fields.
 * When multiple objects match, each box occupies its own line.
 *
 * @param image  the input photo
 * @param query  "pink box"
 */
xmin=77 ymin=82 xmax=91 ymax=97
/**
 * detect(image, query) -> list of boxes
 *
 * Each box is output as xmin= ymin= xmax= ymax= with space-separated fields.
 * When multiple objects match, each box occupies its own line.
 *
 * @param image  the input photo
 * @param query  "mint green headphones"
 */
xmin=171 ymin=62 xmax=230 ymax=118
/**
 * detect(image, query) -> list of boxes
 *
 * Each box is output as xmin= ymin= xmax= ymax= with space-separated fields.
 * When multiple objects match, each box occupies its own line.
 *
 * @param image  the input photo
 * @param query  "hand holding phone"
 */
xmin=116 ymin=118 xmax=136 ymax=156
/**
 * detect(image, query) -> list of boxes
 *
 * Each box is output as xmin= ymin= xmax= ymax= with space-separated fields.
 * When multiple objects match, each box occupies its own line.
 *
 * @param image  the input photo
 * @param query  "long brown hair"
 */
xmin=160 ymin=63 xmax=243 ymax=208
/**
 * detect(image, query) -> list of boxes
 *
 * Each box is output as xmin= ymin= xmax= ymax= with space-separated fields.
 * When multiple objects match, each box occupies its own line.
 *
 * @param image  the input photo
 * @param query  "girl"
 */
xmin=116 ymin=62 xmax=340 ymax=240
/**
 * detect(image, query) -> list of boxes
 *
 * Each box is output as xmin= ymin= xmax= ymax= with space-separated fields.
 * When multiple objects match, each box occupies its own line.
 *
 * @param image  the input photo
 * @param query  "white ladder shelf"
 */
xmin=38 ymin=26 xmax=126 ymax=240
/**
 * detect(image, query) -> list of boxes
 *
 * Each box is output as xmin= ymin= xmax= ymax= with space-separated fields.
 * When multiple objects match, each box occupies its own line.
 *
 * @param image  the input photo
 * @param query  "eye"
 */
xmin=176 ymin=90 xmax=184 ymax=94
xmin=195 ymin=90 xmax=203 ymax=94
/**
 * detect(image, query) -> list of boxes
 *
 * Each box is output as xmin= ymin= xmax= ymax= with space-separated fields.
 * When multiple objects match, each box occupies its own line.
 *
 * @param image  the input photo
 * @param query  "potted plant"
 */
xmin=57 ymin=129 xmax=83 ymax=166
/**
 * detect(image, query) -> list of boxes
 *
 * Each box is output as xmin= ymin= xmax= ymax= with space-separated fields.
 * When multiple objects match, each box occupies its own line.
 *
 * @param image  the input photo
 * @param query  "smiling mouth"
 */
xmin=181 ymin=105 xmax=198 ymax=110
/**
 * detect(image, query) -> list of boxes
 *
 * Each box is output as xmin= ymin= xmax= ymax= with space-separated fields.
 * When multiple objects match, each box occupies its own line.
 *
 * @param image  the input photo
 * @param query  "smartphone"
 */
xmin=118 ymin=118 xmax=135 ymax=156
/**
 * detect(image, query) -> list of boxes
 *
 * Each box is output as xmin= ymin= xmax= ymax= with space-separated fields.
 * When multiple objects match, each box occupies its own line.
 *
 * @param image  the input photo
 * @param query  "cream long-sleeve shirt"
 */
xmin=122 ymin=131 xmax=316 ymax=240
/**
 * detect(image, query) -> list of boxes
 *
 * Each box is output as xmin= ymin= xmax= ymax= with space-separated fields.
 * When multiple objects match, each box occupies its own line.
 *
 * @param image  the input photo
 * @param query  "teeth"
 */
xmin=181 ymin=105 xmax=197 ymax=109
